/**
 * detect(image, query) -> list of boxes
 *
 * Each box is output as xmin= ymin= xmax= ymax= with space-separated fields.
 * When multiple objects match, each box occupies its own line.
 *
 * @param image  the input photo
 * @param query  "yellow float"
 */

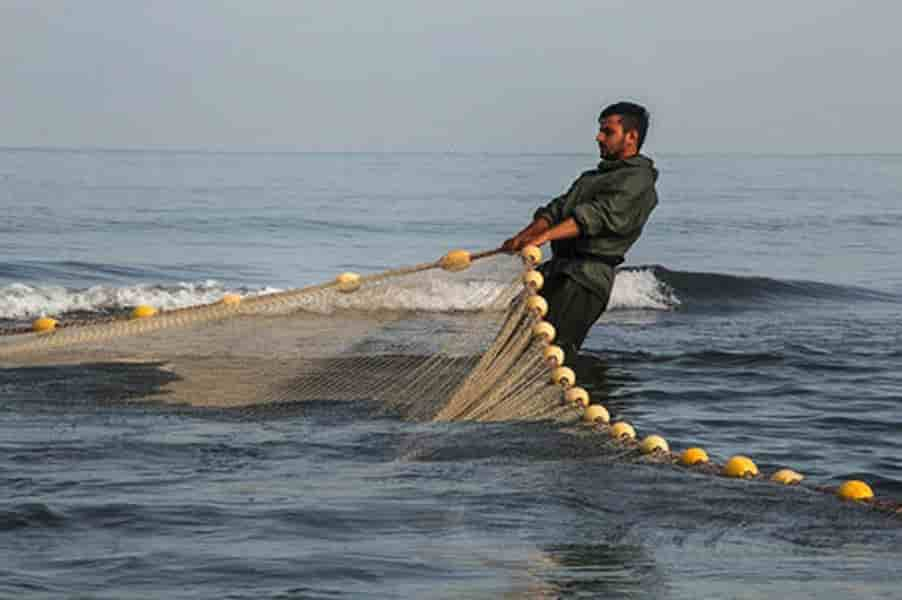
xmin=610 ymin=421 xmax=636 ymax=440
xmin=550 ymin=366 xmax=575 ymax=387
xmin=543 ymin=345 xmax=564 ymax=368
xmin=220 ymin=293 xmax=242 ymax=306
xmin=131 ymin=305 xmax=158 ymax=319
xmin=679 ymin=447 xmax=709 ymax=466
xmin=837 ymin=480 xmax=874 ymax=501
xmin=771 ymin=469 xmax=804 ymax=485
xmin=523 ymin=270 xmax=544 ymax=292
xmin=439 ymin=249 xmax=472 ymax=272
xmin=639 ymin=435 xmax=669 ymax=455
xmin=531 ymin=322 xmax=556 ymax=343
xmin=32 ymin=317 xmax=58 ymax=333
xmin=526 ymin=295 xmax=548 ymax=317
xmin=583 ymin=404 xmax=610 ymax=424
xmin=520 ymin=245 xmax=542 ymax=266
xmin=564 ymin=386 xmax=589 ymax=407
xmin=723 ymin=455 xmax=759 ymax=478
xmin=335 ymin=272 xmax=362 ymax=293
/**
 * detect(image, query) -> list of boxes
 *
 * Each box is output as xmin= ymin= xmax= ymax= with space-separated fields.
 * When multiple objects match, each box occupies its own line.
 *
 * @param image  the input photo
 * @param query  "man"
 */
xmin=502 ymin=101 xmax=658 ymax=360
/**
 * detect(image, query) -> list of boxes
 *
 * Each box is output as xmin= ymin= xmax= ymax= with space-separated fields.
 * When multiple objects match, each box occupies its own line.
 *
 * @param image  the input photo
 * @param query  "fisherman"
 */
xmin=502 ymin=101 xmax=658 ymax=360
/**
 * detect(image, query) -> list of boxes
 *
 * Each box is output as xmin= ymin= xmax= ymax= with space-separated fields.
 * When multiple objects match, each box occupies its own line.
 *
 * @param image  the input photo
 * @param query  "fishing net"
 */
xmin=0 ymin=248 xmax=583 ymax=423
xmin=4 ymin=245 xmax=902 ymax=514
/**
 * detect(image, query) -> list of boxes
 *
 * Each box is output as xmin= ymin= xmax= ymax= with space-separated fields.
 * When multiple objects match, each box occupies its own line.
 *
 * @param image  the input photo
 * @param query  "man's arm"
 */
xmin=502 ymin=216 xmax=582 ymax=253
xmin=501 ymin=217 xmax=551 ymax=252
xmin=530 ymin=217 xmax=581 ymax=247
xmin=570 ymin=171 xmax=654 ymax=238
xmin=502 ymin=177 xmax=581 ymax=252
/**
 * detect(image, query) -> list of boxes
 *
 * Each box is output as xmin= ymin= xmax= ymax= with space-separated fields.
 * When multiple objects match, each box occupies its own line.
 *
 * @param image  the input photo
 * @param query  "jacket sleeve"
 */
xmin=533 ymin=178 xmax=579 ymax=226
xmin=570 ymin=170 xmax=654 ymax=237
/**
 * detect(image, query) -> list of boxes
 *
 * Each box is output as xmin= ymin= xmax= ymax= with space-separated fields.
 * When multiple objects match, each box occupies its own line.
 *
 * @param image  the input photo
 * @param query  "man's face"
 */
xmin=596 ymin=115 xmax=631 ymax=160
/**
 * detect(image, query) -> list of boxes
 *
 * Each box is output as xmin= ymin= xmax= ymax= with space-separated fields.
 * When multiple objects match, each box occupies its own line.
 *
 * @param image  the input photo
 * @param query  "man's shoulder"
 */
xmin=617 ymin=155 xmax=658 ymax=188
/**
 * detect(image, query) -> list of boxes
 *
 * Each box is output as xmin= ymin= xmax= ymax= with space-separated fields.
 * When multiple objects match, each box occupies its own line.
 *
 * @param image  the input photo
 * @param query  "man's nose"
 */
xmin=595 ymin=132 xmax=604 ymax=143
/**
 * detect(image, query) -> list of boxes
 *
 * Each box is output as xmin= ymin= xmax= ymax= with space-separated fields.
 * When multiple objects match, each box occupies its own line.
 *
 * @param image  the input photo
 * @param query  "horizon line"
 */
xmin=1 ymin=144 xmax=901 ymax=158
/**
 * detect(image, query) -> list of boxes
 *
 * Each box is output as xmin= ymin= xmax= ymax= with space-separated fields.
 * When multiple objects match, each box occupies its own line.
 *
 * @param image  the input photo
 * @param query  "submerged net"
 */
xmin=0 ymin=249 xmax=580 ymax=423
xmin=4 ymin=246 xmax=902 ymax=514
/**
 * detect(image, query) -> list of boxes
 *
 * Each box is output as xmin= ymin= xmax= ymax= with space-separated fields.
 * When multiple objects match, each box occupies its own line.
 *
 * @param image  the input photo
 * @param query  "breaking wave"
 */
xmin=3 ymin=266 xmax=894 ymax=323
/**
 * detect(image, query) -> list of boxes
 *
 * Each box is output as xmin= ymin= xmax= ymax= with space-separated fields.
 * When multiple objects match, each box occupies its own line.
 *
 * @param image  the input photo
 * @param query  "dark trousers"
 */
xmin=539 ymin=273 xmax=608 ymax=361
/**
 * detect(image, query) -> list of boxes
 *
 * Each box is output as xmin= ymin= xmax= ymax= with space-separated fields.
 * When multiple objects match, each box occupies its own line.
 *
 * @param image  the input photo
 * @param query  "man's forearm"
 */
xmin=532 ymin=217 xmax=581 ymax=246
xmin=518 ymin=217 xmax=551 ymax=239
xmin=502 ymin=217 xmax=552 ymax=252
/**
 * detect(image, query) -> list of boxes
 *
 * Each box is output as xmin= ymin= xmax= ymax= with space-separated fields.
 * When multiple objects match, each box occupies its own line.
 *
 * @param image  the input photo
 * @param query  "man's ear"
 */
xmin=625 ymin=129 xmax=639 ymax=148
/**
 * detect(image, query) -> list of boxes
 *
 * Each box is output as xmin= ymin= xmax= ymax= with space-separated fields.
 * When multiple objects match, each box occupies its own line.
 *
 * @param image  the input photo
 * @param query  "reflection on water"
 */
xmin=540 ymin=542 xmax=663 ymax=598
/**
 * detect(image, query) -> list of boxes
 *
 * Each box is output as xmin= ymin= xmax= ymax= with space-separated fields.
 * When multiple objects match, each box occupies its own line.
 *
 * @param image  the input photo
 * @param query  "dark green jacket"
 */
xmin=534 ymin=154 xmax=658 ymax=299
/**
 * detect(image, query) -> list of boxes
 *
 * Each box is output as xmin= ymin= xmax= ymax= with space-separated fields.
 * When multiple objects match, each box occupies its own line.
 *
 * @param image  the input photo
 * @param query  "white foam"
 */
xmin=608 ymin=269 xmax=680 ymax=311
xmin=0 ymin=268 xmax=676 ymax=322
xmin=0 ymin=275 xmax=511 ymax=321
xmin=307 ymin=274 xmax=516 ymax=314
xmin=0 ymin=280 xmax=240 ymax=320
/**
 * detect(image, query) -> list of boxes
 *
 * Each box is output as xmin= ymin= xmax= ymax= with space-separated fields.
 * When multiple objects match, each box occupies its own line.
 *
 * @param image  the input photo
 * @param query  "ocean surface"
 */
xmin=2 ymin=148 xmax=902 ymax=599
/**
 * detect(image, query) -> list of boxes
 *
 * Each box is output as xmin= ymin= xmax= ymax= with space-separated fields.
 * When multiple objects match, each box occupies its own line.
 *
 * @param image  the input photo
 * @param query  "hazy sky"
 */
xmin=2 ymin=1 xmax=900 ymax=153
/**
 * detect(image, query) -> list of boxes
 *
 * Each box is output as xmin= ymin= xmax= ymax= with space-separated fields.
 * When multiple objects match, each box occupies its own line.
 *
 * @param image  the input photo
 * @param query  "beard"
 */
xmin=599 ymin=141 xmax=623 ymax=160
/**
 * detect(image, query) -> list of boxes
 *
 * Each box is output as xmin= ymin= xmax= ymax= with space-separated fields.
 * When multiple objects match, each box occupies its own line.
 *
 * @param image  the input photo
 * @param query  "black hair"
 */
xmin=600 ymin=102 xmax=650 ymax=151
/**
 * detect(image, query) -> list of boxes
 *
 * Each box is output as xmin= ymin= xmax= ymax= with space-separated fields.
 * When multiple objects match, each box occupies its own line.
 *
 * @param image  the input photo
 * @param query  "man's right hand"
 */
xmin=501 ymin=235 xmax=528 ymax=253
xmin=502 ymin=218 xmax=551 ymax=254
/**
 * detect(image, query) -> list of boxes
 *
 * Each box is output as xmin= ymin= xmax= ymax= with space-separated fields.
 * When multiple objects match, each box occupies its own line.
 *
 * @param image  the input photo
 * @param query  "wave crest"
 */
xmin=0 ymin=280 xmax=234 ymax=320
xmin=608 ymin=269 xmax=681 ymax=311
xmin=6 ymin=264 xmax=885 ymax=323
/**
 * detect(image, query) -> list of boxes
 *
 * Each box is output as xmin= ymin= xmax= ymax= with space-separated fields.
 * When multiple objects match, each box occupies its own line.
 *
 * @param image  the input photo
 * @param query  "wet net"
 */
xmin=4 ymin=246 xmax=902 ymax=514
xmin=0 ymin=248 xmax=582 ymax=423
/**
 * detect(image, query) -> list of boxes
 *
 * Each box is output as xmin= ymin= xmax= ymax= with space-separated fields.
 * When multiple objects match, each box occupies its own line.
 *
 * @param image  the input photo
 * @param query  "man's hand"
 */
xmin=502 ymin=218 xmax=551 ymax=253
xmin=501 ymin=234 xmax=530 ymax=253
xmin=532 ymin=218 xmax=581 ymax=247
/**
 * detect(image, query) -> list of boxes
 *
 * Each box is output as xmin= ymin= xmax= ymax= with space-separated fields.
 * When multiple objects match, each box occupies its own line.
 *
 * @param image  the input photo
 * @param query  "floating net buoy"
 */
xmin=639 ymin=435 xmax=669 ymax=455
xmin=565 ymin=387 xmax=590 ymax=408
xmin=837 ymin=480 xmax=874 ymax=501
xmin=220 ymin=293 xmax=242 ymax=306
xmin=610 ymin=421 xmax=636 ymax=440
xmin=531 ymin=322 xmax=556 ymax=344
xmin=439 ymin=249 xmax=472 ymax=272
xmin=131 ymin=305 xmax=157 ymax=319
xmin=32 ymin=317 xmax=58 ymax=333
xmin=771 ymin=469 xmax=804 ymax=485
xmin=335 ymin=272 xmax=361 ymax=293
xmin=523 ymin=270 xmax=544 ymax=292
xmin=723 ymin=455 xmax=759 ymax=479
xmin=550 ymin=366 xmax=575 ymax=388
xmin=526 ymin=295 xmax=548 ymax=317
xmin=679 ymin=447 xmax=709 ymax=466
xmin=543 ymin=345 xmax=564 ymax=368
xmin=520 ymin=245 xmax=542 ymax=266
xmin=583 ymin=404 xmax=610 ymax=424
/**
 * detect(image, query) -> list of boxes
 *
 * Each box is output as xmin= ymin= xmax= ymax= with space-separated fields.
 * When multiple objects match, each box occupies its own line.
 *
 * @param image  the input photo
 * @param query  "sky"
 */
xmin=1 ymin=1 xmax=900 ymax=153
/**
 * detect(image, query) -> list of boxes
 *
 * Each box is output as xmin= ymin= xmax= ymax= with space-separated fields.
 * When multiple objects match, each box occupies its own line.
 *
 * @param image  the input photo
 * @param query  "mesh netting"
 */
xmin=0 ymin=251 xmax=578 ymax=423
xmin=4 ymin=248 xmax=902 ymax=514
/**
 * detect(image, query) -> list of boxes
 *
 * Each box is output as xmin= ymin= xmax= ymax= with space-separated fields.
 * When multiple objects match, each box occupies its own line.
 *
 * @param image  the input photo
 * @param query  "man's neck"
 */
xmin=621 ymin=149 xmax=639 ymax=160
xmin=602 ymin=150 xmax=638 ymax=162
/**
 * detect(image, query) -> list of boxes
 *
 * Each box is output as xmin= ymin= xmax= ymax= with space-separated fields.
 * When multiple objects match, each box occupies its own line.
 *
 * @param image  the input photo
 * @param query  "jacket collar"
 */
xmin=597 ymin=153 xmax=654 ymax=171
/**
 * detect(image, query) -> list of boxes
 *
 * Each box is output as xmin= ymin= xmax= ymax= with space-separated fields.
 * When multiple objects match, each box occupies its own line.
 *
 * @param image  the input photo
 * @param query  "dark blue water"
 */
xmin=2 ymin=148 xmax=901 ymax=598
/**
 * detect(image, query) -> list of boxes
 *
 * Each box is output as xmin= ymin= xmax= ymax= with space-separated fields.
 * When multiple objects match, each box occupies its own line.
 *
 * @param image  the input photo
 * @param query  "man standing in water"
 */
xmin=502 ymin=102 xmax=658 ymax=360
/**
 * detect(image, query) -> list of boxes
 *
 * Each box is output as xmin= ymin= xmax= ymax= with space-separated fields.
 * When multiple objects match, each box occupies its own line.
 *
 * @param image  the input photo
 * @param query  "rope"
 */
xmin=0 ymin=247 xmax=508 ymax=355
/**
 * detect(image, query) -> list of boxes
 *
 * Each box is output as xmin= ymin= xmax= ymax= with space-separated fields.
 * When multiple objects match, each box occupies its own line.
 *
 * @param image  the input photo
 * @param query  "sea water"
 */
xmin=1 ymin=148 xmax=901 ymax=598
